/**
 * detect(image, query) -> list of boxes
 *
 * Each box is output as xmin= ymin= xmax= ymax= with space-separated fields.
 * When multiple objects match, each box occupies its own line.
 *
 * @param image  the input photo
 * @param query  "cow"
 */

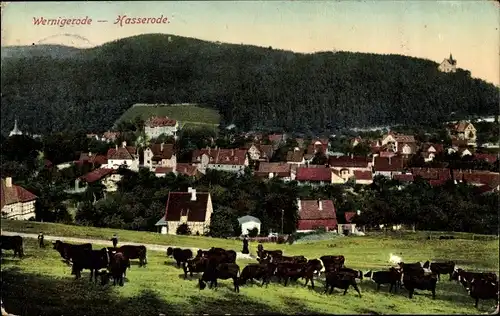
xmin=167 ymin=247 xmax=193 ymax=268
xmin=256 ymin=244 xmax=283 ymax=261
xmin=184 ymin=256 xmax=209 ymax=279
xmin=108 ymin=250 xmax=130 ymax=286
xmin=452 ymin=269 xmax=498 ymax=290
xmin=275 ymin=262 xmax=307 ymax=286
xmin=0 ymin=235 xmax=24 ymax=258
xmin=95 ymin=270 xmax=110 ymax=286
xmin=107 ymin=245 xmax=147 ymax=267
xmin=324 ymin=271 xmax=362 ymax=297
xmin=364 ymin=268 xmax=402 ymax=293
xmin=71 ymin=248 xmax=109 ymax=282
xmin=402 ymin=273 xmax=438 ymax=299
xmin=52 ymin=240 xmax=92 ymax=264
xmin=468 ymin=278 xmax=499 ymax=308
xmin=275 ymin=255 xmax=307 ymax=265
xmin=239 ymin=263 xmax=273 ymax=287
xmin=320 ymin=255 xmax=345 ymax=274
xmin=301 ymin=259 xmax=324 ymax=289
xmin=422 ymin=260 xmax=455 ymax=281
xmin=199 ymin=262 xmax=240 ymax=293
xmin=196 ymin=249 xmax=210 ymax=259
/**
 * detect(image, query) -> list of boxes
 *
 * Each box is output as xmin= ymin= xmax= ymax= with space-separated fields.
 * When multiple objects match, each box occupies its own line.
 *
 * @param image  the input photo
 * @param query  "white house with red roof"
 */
xmin=1 ymin=177 xmax=37 ymax=220
xmin=104 ymin=141 xmax=140 ymax=171
xmin=144 ymin=143 xmax=177 ymax=170
xmin=155 ymin=187 xmax=213 ymax=235
xmin=192 ymin=148 xmax=249 ymax=174
xmin=295 ymin=166 xmax=332 ymax=185
xmin=328 ymin=155 xmax=371 ymax=179
xmin=297 ymin=199 xmax=337 ymax=232
xmin=255 ymin=162 xmax=293 ymax=181
xmin=144 ymin=115 xmax=179 ymax=139
xmin=76 ymin=168 xmax=122 ymax=193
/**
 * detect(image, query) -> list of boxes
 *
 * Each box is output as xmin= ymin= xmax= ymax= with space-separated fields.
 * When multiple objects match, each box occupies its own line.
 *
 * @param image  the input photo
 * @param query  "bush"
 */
xmin=176 ymin=223 xmax=191 ymax=235
xmin=248 ymin=227 xmax=259 ymax=237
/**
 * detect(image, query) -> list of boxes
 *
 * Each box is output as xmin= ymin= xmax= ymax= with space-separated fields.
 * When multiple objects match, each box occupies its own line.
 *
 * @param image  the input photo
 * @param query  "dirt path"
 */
xmin=1 ymin=230 xmax=256 ymax=260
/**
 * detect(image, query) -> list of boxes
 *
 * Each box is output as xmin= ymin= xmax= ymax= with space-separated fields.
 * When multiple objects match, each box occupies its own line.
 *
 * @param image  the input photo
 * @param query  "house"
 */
xmin=1 ymin=177 xmax=37 ymax=220
xmin=410 ymin=168 xmax=452 ymax=182
xmin=255 ymin=162 xmax=293 ymax=181
xmin=393 ymin=173 xmax=415 ymax=184
xmin=144 ymin=116 xmax=179 ymax=139
xmin=246 ymin=144 xmax=261 ymax=161
xmin=286 ymin=148 xmax=305 ymax=165
xmin=438 ymin=53 xmax=457 ymax=73
xmin=337 ymin=211 xmax=359 ymax=235
xmin=380 ymin=132 xmax=417 ymax=155
xmin=373 ymin=156 xmax=404 ymax=178
xmin=351 ymin=137 xmax=363 ymax=147
xmin=297 ymin=199 xmax=337 ymax=232
xmin=238 ymin=215 xmax=261 ymax=236
xmin=473 ymin=153 xmax=499 ymax=164
xmin=353 ymin=170 xmax=373 ymax=185
xmin=102 ymin=131 xmax=121 ymax=143
xmin=154 ymin=167 xmax=173 ymax=178
xmin=295 ymin=166 xmax=332 ymax=185
xmin=143 ymin=143 xmax=176 ymax=170
xmin=268 ymin=133 xmax=286 ymax=145
xmin=328 ymin=155 xmax=371 ymax=180
xmin=421 ymin=143 xmax=444 ymax=162
xmin=331 ymin=170 xmax=346 ymax=184
xmin=308 ymin=138 xmax=329 ymax=153
xmin=451 ymin=121 xmax=476 ymax=146
xmin=76 ymin=152 xmax=108 ymax=167
xmin=105 ymin=142 xmax=140 ymax=171
xmin=192 ymin=148 xmax=249 ymax=174
xmin=77 ymin=168 xmax=122 ymax=193
xmin=246 ymin=144 xmax=275 ymax=162
xmin=453 ymin=170 xmax=500 ymax=188
xmin=176 ymin=163 xmax=202 ymax=178
xmin=155 ymin=187 xmax=213 ymax=235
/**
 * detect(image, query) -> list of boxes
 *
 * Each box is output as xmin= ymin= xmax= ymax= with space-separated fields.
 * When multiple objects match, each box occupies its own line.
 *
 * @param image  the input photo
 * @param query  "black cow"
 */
xmin=107 ymin=245 xmax=147 ymax=267
xmin=338 ymin=267 xmax=364 ymax=280
xmin=402 ymin=273 xmax=438 ymax=299
xmin=256 ymin=244 xmax=283 ymax=261
xmin=167 ymin=247 xmax=193 ymax=268
xmin=0 ymin=235 xmax=24 ymax=258
xmin=108 ymin=250 xmax=130 ymax=286
xmin=324 ymin=271 xmax=362 ymax=297
xmin=301 ymin=259 xmax=323 ymax=289
xmin=184 ymin=256 xmax=209 ymax=279
xmin=364 ymin=268 xmax=402 ymax=293
xmin=320 ymin=255 xmax=345 ymax=273
xmin=196 ymin=249 xmax=210 ymax=258
xmin=239 ymin=263 xmax=273 ymax=286
xmin=199 ymin=263 xmax=240 ymax=293
xmin=422 ymin=260 xmax=455 ymax=281
xmin=452 ymin=269 xmax=498 ymax=290
xmin=53 ymin=240 xmax=92 ymax=263
xmin=71 ymin=248 xmax=109 ymax=282
xmin=468 ymin=278 xmax=499 ymax=309
xmin=275 ymin=255 xmax=307 ymax=264
xmin=276 ymin=262 xmax=307 ymax=286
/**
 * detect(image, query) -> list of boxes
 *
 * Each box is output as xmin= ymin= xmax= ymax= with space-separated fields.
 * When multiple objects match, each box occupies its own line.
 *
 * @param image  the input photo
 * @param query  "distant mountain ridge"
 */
xmin=1 ymin=44 xmax=82 ymax=59
xmin=1 ymin=33 xmax=498 ymax=135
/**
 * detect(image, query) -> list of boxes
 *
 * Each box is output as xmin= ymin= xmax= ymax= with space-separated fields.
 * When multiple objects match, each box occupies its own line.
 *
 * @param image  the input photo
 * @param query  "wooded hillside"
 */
xmin=1 ymin=33 xmax=498 ymax=135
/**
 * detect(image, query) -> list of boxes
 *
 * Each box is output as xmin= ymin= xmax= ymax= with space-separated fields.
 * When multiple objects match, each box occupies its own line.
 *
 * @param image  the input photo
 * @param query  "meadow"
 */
xmin=1 ymin=221 xmax=499 ymax=315
xmin=113 ymin=103 xmax=221 ymax=131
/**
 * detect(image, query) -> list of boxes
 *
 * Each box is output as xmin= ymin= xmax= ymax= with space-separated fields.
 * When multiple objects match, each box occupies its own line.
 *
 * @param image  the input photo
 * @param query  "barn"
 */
xmin=237 ymin=215 xmax=261 ymax=236
xmin=296 ymin=199 xmax=337 ymax=232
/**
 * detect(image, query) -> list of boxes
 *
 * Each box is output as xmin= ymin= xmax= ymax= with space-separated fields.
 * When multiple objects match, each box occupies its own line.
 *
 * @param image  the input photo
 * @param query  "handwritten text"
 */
xmin=33 ymin=17 xmax=93 ymax=27
xmin=113 ymin=15 xmax=169 ymax=27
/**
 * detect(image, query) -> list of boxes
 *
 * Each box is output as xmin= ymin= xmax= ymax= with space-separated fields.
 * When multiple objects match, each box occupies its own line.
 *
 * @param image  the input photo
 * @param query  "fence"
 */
xmin=365 ymin=229 xmax=499 ymax=241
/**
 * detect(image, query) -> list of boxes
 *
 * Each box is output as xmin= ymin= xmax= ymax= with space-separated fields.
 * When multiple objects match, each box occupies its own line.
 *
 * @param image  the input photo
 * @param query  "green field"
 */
xmin=1 ymin=221 xmax=499 ymax=315
xmin=113 ymin=103 xmax=221 ymax=131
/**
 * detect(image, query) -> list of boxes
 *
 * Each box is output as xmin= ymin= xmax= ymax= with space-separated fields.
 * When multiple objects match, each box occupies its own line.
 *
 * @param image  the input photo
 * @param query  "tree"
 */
xmin=176 ymin=223 xmax=191 ymax=235
xmin=208 ymin=206 xmax=239 ymax=238
xmin=311 ymin=152 xmax=328 ymax=165
xmin=248 ymin=227 xmax=259 ymax=237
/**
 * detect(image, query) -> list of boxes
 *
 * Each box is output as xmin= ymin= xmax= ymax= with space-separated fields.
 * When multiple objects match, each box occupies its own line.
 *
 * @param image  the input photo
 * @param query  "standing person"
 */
xmin=38 ymin=232 xmax=45 ymax=248
xmin=242 ymin=235 xmax=250 ymax=254
xmin=110 ymin=234 xmax=118 ymax=248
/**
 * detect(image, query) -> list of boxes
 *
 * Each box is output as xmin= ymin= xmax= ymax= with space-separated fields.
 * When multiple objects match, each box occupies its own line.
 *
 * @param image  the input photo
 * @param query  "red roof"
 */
xmin=454 ymin=170 xmax=500 ymax=187
xmin=299 ymin=200 xmax=336 ymax=220
xmin=176 ymin=164 xmax=199 ymax=177
xmin=1 ymin=178 xmax=37 ymax=209
xmin=256 ymin=162 xmax=291 ymax=178
xmin=344 ymin=212 xmax=356 ymax=223
xmin=164 ymin=191 xmax=210 ymax=222
xmin=146 ymin=116 xmax=177 ymax=127
xmin=107 ymin=146 xmax=137 ymax=160
xmin=410 ymin=168 xmax=451 ymax=180
xmin=353 ymin=170 xmax=372 ymax=181
xmin=473 ymin=153 xmax=498 ymax=163
xmin=78 ymin=153 xmax=108 ymax=165
xmin=147 ymin=143 xmax=175 ymax=160
xmin=296 ymin=167 xmax=332 ymax=182
xmin=79 ymin=168 xmax=115 ymax=183
xmin=192 ymin=148 xmax=247 ymax=165
xmin=268 ymin=134 xmax=284 ymax=142
xmin=393 ymin=174 xmax=414 ymax=182
xmin=373 ymin=156 xmax=404 ymax=172
xmin=328 ymin=156 xmax=370 ymax=168
xmin=155 ymin=167 xmax=173 ymax=174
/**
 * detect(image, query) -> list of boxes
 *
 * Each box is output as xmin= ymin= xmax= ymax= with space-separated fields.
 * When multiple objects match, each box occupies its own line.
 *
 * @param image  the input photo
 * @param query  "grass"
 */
xmin=113 ymin=103 xmax=221 ymax=130
xmin=1 ymin=222 xmax=499 ymax=315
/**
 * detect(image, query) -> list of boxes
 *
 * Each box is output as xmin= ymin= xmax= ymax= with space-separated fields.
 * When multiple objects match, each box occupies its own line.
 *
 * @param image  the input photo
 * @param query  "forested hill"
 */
xmin=1 ymin=33 xmax=498 ymax=135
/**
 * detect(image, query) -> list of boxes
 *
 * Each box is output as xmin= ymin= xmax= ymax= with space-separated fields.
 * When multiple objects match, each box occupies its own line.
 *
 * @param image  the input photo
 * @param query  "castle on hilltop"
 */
xmin=438 ymin=53 xmax=457 ymax=73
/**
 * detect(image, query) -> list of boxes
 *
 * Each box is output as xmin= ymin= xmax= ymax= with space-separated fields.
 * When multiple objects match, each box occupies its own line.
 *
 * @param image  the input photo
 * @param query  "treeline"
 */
xmin=1 ymin=34 xmax=498 ymax=135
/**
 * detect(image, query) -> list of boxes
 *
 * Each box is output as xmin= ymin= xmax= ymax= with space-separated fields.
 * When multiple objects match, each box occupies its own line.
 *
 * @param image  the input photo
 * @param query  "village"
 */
xmin=2 ymin=113 xmax=498 ymax=238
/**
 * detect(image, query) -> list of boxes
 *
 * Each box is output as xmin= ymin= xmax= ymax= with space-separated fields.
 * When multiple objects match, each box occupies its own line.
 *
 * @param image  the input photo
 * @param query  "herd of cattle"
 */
xmin=1 ymin=235 xmax=499 ymax=311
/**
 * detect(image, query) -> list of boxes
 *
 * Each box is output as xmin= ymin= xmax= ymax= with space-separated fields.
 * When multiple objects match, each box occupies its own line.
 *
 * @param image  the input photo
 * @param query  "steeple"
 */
xmin=449 ymin=53 xmax=454 ymax=62
xmin=9 ymin=119 xmax=23 ymax=137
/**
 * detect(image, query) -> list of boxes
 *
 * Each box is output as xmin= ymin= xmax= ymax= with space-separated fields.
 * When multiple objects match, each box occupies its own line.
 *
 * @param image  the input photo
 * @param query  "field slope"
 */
xmin=1 ymin=221 xmax=499 ymax=315
xmin=113 ymin=103 xmax=220 ymax=130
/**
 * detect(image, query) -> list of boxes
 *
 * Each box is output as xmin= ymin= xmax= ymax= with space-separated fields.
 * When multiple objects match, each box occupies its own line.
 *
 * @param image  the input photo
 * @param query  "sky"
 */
xmin=1 ymin=1 xmax=499 ymax=85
